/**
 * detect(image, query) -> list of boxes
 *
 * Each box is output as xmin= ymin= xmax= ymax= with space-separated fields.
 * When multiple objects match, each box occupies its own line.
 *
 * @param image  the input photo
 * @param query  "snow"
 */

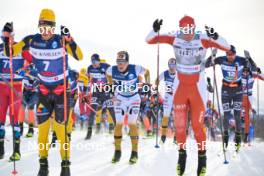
xmin=1 ymin=127 xmax=264 ymax=176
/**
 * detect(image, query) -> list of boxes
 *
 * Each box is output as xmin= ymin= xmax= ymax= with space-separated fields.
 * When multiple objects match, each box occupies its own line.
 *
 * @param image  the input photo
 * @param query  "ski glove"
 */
xmin=153 ymin=19 xmax=163 ymax=33
xmin=3 ymin=22 xmax=13 ymax=33
xmin=205 ymin=25 xmax=219 ymax=40
xmin=61 ymin=25 xmax=70 ymax=37
xmin=257 ymin=67 xmax=261 ymax=74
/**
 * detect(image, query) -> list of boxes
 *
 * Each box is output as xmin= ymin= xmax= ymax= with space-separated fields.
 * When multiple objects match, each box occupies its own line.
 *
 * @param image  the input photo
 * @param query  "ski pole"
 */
xmin=8 ymin=24 xmax=18 ymax=175
xmin=246 ymin=73 xmax=250 ymax=142
xmin=210 ymin=48 xmax=228 ymax=164
xmin=255 ymin=73 xmax=260 ymax=141
xmin=62 ymin=35 xmax=69 ymax=161
xmin=154 ymin=28 xmax=160 ymax=149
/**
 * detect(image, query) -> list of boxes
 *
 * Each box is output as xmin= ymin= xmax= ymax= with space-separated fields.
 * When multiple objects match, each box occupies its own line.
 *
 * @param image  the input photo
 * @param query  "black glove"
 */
xmin=212 ymin=48 xmax=218 ymax=57
xmin=257 ymin=67 xmax=261 ymax=74
xmin=1 ymin=22 xmax=13 ymax=43
xmin=207 ymin=77 xmax=211 ymax=84
xmin=205 ymin=25 xmax=219 ymax=40
xmin=3 ymin=22 xmax=13 ymax=33
xmin=243 ymin=66 xmax=250 ymax=72
xmin=61 ymin=25 xmax=70 ymax=37
xmin=207 ymin=77 xmax=213 ymax=93
xmin=153 ymin=19 xmax=163 ymax=33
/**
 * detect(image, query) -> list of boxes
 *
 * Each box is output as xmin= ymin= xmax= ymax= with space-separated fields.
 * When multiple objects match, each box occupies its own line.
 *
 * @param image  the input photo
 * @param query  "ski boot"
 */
xmin=111 ymin=150 xmax=121 ymax=163
xmin=129 ymin=151 xmax=138 ymax=164
xmin=37 ymin=158 xmax=49 ymax=176
xmin=173 ymin=136 xmax=177 ymax=144
xmin=146 ymin=130 xmax=152 ymax=137
xmin=0 ymin=140 xmax=4 ymax=159
xmin=95 ymin=123 xmax=101 ymax=134
xmin=85 ymin=127 xmax=92 ymax=140
xmin=177 ymin=149 xmax=186 ymax=176
xmin=19 ymin=122 xmax=24 ymax=136
xmin=160 ymin=135 xmax=166 ymax=144
xmin=235 ymin=132 xmax=242 ymax=152
xmin=197 ymin=150 xmax=206 ymax=176
xmin=50 ymin=132 xmax=57 ymax=148
xmin=9 ymin=140 xmax=21 ymax=161
xmin=67 ymin=133 xmax=71 ymax=141
xmin=26 ymin=123 xmax=34 ymax=138
xmin=223 ymin=130 xmax=229 ymax=149
xmin=60 ymin=160 xmax=71 ymax=176
xmin=244 ymin=133 xmax=249 ymax=144
xmin=109 ymin=124 xmax=114 ymax=134
xmin=80 ymin=120 xmax=84 ymax=130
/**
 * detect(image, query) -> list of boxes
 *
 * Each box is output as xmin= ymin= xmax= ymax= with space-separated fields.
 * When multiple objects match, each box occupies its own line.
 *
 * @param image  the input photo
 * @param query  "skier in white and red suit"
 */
xmin=146 ymin=16 xmax=230 ymax=176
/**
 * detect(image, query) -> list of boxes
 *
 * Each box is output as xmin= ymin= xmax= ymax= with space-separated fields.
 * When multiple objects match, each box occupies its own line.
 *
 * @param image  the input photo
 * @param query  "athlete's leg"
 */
xmin=54 ymin=92 xmax=71 ymax=160
xmin=9 ymin=83 xmax=22 ymax=161
xmin=127 ymin=94 xmax=141 ymax=164
xmin=173 ymin=84 xmax=188 ymax=150
xmin=127 ymin=94 xmax=141 ymax=152
xmin=37 ymin=93 xmax=52 ymax=159
xmin=190 ymin=80 xmax=206 ymax=151
xmin=0 ymin=85 xmax=8 ymax=159
xmin=242 ymin=96 xmax=250 ymax=137
xmin=233 ymin=86 xmax=243 ymax=150
xmin=112 ymin=95 xmax=127 ymax=163
xmin=18 ymin=94 xmax=26 ymax=134
xmin=221 ymin=85 xmax=233 ymax=149
xmin=161 ymin=93 xmax=173 ymax=142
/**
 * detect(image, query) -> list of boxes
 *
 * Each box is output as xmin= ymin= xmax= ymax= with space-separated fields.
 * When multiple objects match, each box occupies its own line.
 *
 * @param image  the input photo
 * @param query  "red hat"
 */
xmin=179 ymin=15 xmax=195 ymax=27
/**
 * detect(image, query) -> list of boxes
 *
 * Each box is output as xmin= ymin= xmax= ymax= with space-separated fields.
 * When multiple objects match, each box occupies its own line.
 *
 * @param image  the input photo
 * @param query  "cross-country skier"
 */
xmin=4 ymin=9 xmax=83 ymax=176
xmin=17 ymin=62 xmax=39 ymax=138
xmin=67 ymin=69 xmax=79 ymax=138
xmin=159 ymin=58 xmax=177 ymax=144
xmin=84 ymin=54 xmax=115 ymax=139
xmin=139 ymin=84 xmax=153 ymax=136
xmin=78 ymin=68 xmax=90 ymax=129
xmin=204 ymin=100 xmax=219 ymax=141
xmin=146 ymin=15 xmax=231 ymax=176
xmin=0 ymin=22 xmax=25 ymax=161
xmin=241 ymin=66 xmax=263 ymax=143
xmin=106 ymin=51 xmax=150 ymax=164
xmin=205 ymin=46 xmax=257 ymax=152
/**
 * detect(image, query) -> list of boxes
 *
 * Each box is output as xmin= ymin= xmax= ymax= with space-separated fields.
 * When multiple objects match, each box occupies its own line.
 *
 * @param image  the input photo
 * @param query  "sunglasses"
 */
xmin=116 ymin=59 xmax=127 ymax=65
xmin=92 ymin=59 xmax=100 ymax=65
xmin=226 ymin=52 xmax=235 ymax=56
xmin=169 ymin=64 xmax=176 ymax=68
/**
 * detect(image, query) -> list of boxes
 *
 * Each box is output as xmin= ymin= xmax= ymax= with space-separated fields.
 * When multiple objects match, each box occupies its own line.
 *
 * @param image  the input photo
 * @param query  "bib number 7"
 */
xmin=43 ymin=61 xmax=50 ymax=71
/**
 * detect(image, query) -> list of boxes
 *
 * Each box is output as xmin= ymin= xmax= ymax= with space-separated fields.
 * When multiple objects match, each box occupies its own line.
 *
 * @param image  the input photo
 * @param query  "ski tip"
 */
xmin=223 ymin=160 xmax=229 ymax=164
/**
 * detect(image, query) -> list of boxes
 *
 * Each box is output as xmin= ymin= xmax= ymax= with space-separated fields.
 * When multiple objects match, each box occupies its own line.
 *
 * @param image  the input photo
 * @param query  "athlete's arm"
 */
xmin=144 ymin=69 xmax=150 ymax=84
xmin=205 ymin=56 xmax=224 ymax=68
xmin=4 ymin=35 xmax=33 ymax=57
xmin=155 ymin=72 xmax=165 ymax=86
xmin=65 ymin=39 xmax=83 ymax=61
xmin=252 ymin=72 xmax=264 ymax=81
xmin=106 ymin=67 xmax=113 ymax=85
xmin=200 ymin=34 xmax=230 ymax=52
xmin=146 ymin=30 xmax=175 ymax=45
xmin=135 ymin=65 xmax=149 ymax=83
